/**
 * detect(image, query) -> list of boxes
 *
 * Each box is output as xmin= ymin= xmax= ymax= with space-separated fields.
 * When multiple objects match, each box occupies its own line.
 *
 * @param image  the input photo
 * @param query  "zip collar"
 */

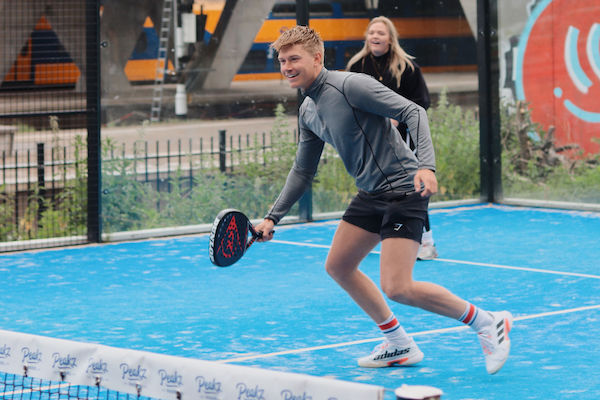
xmin=302 ymin=67 xmax=328 ymax=99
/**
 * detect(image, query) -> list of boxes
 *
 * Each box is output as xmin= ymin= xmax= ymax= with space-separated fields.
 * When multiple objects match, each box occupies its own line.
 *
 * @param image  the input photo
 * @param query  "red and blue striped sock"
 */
xmin=459 ymin=302 xmax=493 ymax=331
xmin=378 ymin=314 xmax=411 ymax=346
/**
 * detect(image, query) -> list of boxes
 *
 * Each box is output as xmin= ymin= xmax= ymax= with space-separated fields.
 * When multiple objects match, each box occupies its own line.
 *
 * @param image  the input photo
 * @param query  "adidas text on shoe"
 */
xmin=417 ymin=244 xmax=438 ymax=260
xmin=478 ymin=311 xmax=513 ymax=374
xmin=358 ymin=339 xmax=424 ymax=368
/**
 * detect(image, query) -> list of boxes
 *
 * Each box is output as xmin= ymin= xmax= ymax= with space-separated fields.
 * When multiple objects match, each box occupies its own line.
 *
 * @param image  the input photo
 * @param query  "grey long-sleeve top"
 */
xmin=265 ymin=68 xmax=436 ymax=224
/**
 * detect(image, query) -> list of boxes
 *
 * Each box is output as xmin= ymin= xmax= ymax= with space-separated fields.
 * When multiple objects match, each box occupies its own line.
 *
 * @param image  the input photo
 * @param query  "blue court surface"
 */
xmin=1 ymin=204 xmax=599 ymax=399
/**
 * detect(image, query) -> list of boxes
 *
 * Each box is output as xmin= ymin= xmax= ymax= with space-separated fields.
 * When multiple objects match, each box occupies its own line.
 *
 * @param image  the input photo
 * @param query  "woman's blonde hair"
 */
xmin=271 ymin=25 xmax=324 ymax=65
xmin=346 ymin=16 xmax=415 ymax=86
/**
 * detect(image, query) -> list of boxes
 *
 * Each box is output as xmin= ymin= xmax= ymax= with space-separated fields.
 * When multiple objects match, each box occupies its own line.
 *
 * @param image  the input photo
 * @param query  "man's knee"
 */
xmin=325 ymin=259 xmax=345 ymax=281
xmin=325 ymin=258 xmax=359 ymax=283
xmin=381 ymin=282 xmax=415 ymax=306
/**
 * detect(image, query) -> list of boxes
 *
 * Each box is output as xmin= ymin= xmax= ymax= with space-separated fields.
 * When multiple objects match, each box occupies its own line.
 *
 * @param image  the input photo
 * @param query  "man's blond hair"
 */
xmin=270 ymin=25 xmax=324 ymax=65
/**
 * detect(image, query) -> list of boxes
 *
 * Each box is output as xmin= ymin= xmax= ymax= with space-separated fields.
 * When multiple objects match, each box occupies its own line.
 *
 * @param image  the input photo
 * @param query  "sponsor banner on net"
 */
xmin=0 ymin=329 xmax=383 ymax=400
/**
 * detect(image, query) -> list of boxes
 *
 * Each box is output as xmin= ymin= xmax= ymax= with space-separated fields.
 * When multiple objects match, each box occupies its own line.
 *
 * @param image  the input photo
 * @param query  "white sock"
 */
xmin=458 ymin=302 xmax=493 ymax=332
xmin=377 ymin=314 xmax=412 ymax=346
xmin=421 ymin=229 xmax=434 ymax=246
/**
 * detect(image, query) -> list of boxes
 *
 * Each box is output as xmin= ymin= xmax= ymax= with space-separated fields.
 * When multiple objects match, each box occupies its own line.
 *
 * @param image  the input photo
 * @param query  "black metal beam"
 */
xmin=296 ymin=0 xmax=312 ymax=221
xmin=296 ymin=0 xmax=309 ymax=26
xmin=86 ymin=0 xmax=102 ymax=242
xmin=477 ymin=0 xmax=502 ymax=202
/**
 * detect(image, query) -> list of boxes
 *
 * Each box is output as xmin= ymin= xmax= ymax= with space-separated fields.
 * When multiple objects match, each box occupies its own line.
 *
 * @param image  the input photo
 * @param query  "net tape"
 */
xmin=0 ymin=329 xmax=383 ymax=400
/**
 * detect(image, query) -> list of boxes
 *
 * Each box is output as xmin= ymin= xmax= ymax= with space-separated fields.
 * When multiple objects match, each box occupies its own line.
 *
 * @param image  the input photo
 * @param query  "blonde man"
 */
xmin=255 ymin=26 xmax=513 ymax=374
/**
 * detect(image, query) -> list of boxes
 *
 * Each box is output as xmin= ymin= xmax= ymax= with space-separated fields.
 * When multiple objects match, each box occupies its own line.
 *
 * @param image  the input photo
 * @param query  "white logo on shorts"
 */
xmin=393 ymin=223 xmax=403 ymax=231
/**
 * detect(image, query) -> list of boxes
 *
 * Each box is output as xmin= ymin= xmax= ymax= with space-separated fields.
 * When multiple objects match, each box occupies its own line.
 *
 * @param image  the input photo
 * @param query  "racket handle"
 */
xmin=247 ymin=226 xmax=274 ymax=249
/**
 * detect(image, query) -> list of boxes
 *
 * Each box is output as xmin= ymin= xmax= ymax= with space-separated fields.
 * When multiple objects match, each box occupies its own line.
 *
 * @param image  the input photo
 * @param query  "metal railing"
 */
xmin=0 ymin=128 xmax=296 ymax=247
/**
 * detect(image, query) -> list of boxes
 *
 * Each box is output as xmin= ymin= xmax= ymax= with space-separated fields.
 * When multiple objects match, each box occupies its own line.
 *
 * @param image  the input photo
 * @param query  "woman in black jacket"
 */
xmin=347 ymin=16 xmax=437 ymax=260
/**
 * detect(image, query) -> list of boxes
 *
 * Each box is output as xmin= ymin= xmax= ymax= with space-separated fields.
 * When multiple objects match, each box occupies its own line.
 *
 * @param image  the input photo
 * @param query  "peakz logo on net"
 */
xmin=119 ymin=363 xmax=148 ymax=383
xmin=52 ymin=352 xmax=78 ymax=371
xmin=86 ymin=357 xmax=109 ymax=376
xmin=159 ymin=369 xmax=183 ymax=389
xmin=235 ymin=382 xmax=266 ymax=400
xmin=195 ymin=376 xmax=223 ymax=397
xmin=21 ymin=347 xmax=42 ymax=364
xmin=0 ymin=344 xmax=11 ymax=359
xmin=280 ymin=389 xmax=313 ymax=400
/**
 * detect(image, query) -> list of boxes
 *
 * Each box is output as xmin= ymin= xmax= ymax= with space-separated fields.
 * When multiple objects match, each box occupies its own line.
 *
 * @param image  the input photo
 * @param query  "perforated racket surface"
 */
xmin=208 ymin=209 xmax=261 ymax=267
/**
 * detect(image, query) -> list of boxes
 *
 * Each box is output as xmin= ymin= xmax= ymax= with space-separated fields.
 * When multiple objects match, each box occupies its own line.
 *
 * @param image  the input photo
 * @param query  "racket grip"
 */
xmin=254 ymin=229 xmax=274 ymax=239
xmin=247 ymin=227 xmax=274 ymax=249
xmin=249 ymin=224 xmax=275 ymax=239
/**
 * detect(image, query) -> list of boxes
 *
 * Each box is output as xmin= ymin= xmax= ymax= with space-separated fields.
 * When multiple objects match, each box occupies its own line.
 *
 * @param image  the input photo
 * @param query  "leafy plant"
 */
xmin=500 ymin=101 xmax=600 ymax=202
xmin=427 ymin=90 xmax=480 ymax=200
xmin=0 ymin=186 xmax=16 ymax=241
xmin=2 ymin=98 xmax=598 ymax=243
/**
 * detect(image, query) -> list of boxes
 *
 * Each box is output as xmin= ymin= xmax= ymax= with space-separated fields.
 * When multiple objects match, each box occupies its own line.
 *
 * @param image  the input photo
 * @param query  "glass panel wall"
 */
xmin=99 ymin=0 xmax=481 ymax=236
xmin=498 ymin=0 xmax=600 ymax=207
xmin=311 ymin=0 xmax=481 ymax=215
xmin=0 ymin=1 xmax=92 ymax=251
xmin=100 ymin=0 xmax=299 ymax=235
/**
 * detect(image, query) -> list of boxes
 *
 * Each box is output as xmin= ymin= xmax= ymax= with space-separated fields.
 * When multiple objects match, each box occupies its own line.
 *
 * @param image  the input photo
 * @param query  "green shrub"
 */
xmin=0 ymin=187 xmax=15 ymax=241
xmin=427 ymin=90 xmax=480 ymax=200
xmin=3 ymin=97 xmax=598 ymax=243
xmin=312 ymin=145 xmax=356 ymax=213
xmin=500 ymin=101 xmax=600 ymax=202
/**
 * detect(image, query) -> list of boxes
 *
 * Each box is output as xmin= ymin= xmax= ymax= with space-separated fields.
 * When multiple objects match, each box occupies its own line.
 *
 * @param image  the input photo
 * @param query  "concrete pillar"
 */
xmin=459 ymin=0 xmax=478 ymax=38
xmin=202 ymin=0 xmax=278 ymax=90
xmin=100 ymin=0 xmax=158 ymax=95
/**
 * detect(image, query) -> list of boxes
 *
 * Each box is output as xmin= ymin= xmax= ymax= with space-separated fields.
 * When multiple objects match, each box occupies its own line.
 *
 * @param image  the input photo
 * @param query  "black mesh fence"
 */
xmin=0 ymin=0 xmax=100 ymax=251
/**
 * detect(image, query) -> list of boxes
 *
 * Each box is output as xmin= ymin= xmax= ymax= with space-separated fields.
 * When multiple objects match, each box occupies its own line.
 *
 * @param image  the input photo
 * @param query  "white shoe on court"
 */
xmin=417 ymin=244 xmax=438 ymax=260
xmin=358 ymin=339 xmax=424 ymax=368
xmin=478 ymin=311 xmax=513 ymax=374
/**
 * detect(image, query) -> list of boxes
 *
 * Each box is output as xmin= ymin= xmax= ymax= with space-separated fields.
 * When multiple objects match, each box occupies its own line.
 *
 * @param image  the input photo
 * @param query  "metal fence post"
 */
xmin=477 ymin=0 xmax=502 ymax=202
xmin=219 ymin=129 xmax=226 ymax=172
xmin=37 ymin=143 xmax=46 ymax=219
xmin=86 ymin=0 xmax=102 ymax=242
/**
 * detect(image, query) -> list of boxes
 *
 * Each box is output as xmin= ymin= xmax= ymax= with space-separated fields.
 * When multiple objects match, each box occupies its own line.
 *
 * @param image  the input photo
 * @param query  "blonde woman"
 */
xmin=347 ymin=16 xmax=437 ymax=260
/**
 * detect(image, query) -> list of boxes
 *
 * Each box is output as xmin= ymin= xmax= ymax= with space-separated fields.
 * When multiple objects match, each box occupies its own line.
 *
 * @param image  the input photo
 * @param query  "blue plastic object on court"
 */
xmin=1 ymin=204 xmax=599 ymax=399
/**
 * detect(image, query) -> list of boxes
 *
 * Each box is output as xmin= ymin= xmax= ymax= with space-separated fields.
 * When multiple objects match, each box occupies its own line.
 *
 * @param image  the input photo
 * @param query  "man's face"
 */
xmin=278 ymin=44 xmax=322 ymax=90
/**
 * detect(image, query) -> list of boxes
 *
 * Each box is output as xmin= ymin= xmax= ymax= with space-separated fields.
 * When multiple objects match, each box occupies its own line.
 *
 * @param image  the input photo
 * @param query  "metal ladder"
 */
xmin=150 ymin=0 xmax=173 ymax=123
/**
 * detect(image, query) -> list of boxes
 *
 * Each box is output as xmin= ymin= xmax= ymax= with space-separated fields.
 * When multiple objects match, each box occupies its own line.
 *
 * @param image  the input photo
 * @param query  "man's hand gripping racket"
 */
xmin=208 ymin=209 xmax=274 ymax=267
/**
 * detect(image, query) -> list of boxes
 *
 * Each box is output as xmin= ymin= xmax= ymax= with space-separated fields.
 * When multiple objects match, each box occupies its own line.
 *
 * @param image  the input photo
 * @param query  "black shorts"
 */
xmin=342 ymin=190 xmax=429 ymax=242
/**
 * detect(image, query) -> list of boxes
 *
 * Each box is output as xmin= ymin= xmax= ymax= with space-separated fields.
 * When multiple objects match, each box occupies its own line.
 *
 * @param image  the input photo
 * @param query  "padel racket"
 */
xmin=208 ymin=209 xmax=263 ymax=267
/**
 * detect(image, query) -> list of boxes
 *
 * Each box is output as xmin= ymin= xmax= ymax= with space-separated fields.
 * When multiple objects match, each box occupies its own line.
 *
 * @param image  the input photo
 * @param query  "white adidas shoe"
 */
xmin=478 ymin=311 xmax=514 ymax=374
xmin=358 ymin=339 xmax=424 ymax=368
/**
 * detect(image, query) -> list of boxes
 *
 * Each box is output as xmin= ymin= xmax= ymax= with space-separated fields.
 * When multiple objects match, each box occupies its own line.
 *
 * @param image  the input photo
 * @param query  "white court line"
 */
xmin=271 ymin=240 xmax=331 ymax=249
xmin=270 ymin=240 xmax=600 ymax=280
xmin=219 ymin=304 xmax=600 ymax=363
xmin=432 ymin=258 xmax=600 ymax=280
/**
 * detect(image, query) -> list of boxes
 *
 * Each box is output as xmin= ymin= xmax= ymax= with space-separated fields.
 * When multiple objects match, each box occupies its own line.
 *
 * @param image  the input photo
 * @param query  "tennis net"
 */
xmin=0 ymin=329 xmax=384 ymax=400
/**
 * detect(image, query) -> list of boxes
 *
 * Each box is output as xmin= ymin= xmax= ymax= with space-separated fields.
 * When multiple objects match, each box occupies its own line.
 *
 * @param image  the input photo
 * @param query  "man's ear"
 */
xmin=314 ymin=51 xmax=323 ymax=66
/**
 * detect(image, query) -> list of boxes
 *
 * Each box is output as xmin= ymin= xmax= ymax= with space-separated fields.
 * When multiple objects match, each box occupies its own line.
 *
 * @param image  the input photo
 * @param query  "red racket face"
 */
xmin=209 ymin=209 xmax=250 ymax=267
